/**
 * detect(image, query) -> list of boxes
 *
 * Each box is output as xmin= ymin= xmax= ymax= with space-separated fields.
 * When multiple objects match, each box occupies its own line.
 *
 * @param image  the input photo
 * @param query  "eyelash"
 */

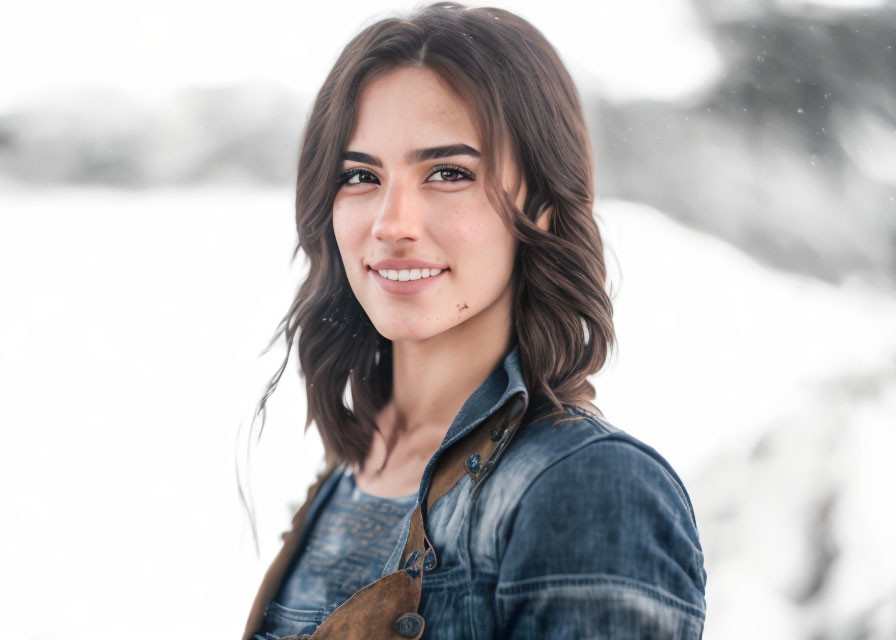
xmin=335 ymin=164 xmax=475 ymax=187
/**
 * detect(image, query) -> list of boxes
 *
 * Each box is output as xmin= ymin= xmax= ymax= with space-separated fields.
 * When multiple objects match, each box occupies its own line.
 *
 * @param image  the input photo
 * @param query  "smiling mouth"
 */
xmin=368 ymin=266 xmax=449 ymax=282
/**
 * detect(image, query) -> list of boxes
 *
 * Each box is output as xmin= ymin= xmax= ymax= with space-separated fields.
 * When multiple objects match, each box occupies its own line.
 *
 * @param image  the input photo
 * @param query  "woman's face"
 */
xmin=333 ymin=66 xmax=527 ymax=343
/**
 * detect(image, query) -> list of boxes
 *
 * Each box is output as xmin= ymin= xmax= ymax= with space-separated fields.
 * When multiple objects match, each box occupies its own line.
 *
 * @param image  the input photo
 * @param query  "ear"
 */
xmin=535 ymin=207 xmax=552 ymax=232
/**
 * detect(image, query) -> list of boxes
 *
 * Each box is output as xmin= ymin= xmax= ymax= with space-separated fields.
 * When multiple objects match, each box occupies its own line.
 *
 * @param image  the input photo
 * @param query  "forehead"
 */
xmin=348 ymin=66 xmax=480 ymax=152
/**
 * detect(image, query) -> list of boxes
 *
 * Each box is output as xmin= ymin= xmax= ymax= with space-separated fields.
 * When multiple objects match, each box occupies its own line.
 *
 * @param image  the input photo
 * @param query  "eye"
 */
xmin=337 ymin=168 xmax=379 ymax=187
xmin=425 ymin=164 xmax=475 ymax=183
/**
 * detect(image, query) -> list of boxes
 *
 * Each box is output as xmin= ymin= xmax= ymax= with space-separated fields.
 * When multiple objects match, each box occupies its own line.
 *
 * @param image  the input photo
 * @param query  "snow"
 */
xmin=2 ymin=187 xmax=894 ymax=638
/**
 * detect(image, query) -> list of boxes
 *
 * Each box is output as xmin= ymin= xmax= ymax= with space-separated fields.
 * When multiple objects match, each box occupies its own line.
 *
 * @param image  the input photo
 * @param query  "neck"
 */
xmin=382 ymin=288 xmax=515 ymax=447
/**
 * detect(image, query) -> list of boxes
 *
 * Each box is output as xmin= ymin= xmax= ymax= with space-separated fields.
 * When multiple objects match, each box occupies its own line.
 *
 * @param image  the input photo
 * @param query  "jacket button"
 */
xmin=394 ymin=612 xmax=425 ymax=638
xmin=465 ymin=453 xmax=481 ymax=475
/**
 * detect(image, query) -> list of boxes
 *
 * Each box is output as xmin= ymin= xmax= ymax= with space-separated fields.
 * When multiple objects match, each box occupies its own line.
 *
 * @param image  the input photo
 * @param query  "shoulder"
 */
xmin=495 ymin=404 xmax=696 ymax=522
xmin=524 ymin=406 xmax=697 ymax=524
xmin=487 ymin=406 xmax=707 ymax=611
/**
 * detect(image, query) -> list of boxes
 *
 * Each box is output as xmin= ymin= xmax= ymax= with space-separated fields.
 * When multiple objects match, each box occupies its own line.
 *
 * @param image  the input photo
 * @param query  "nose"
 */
xmin=371 ymin=176 xmax=423 ymax=243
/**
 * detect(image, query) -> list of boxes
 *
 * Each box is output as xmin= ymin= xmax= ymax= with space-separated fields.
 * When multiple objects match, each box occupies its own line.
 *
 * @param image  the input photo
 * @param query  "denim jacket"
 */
xmin=246 ymin=344 xmax=707 ymax=639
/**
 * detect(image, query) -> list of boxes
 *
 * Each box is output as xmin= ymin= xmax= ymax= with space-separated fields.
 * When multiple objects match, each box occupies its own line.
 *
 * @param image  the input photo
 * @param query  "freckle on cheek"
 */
xmin=456 ymin=302 xmax=469 ymax=313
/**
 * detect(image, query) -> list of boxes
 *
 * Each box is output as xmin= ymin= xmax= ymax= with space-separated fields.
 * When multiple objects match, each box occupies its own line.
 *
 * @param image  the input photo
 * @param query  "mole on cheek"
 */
xmin=456 ymin=302 xmax=469 ymax=313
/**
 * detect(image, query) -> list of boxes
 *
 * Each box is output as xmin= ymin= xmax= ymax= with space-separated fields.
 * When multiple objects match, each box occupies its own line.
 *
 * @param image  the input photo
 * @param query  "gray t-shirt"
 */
xmin=255 ymin=468 xmax=416 ymax=639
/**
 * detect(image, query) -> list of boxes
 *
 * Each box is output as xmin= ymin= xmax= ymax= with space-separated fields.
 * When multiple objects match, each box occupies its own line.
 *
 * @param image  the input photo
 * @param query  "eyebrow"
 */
xmin=341 ymin=144 xmax=481 ymax=168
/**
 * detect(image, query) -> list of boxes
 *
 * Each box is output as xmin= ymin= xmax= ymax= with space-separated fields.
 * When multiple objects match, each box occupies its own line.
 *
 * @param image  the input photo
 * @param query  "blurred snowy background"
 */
xmin=1 ymin=0 xmax=894 ymax=638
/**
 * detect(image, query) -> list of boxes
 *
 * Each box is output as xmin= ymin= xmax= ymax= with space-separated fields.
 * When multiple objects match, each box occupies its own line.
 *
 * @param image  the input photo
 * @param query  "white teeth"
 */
xmin=376 ymin=268 xmax=444 ymax=281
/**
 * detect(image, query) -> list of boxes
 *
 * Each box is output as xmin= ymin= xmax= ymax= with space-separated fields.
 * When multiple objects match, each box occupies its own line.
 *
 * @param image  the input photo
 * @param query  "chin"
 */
xmin=371 ymin=318 xmax=454 ymax=343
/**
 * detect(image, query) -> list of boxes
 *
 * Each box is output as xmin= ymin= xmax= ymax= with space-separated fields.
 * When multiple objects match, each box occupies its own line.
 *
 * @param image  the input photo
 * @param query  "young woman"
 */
xmin=241 ymin=3 xmax=707 ymax=638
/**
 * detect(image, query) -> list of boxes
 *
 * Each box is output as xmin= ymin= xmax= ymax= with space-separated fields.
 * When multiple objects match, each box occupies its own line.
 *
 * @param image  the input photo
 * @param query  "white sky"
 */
xmin=0 ymin=0 xmax=723 ymax=111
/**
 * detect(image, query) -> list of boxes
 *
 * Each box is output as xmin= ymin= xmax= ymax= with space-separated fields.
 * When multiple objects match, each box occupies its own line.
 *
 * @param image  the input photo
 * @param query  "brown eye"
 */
xmin=424 ymin=164 xmax=475 ymax=183
xmin=338 ymin=168 xmax=379 ymax=186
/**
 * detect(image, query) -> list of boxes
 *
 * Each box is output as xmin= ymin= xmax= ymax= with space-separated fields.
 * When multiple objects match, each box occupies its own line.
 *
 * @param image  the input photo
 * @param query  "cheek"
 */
xmin=332 ymin=201 xmax=358 ymax=251
xmin=456 ymin=209 xmax=515 ymax=272
xmin=440 ymin=205 xmax=516 ymax=296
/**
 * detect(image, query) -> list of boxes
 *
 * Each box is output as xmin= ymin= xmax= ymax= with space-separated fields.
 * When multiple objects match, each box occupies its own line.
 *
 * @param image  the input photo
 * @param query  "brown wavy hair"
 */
xmin=238 ymin=1 xmax=617 ymax=550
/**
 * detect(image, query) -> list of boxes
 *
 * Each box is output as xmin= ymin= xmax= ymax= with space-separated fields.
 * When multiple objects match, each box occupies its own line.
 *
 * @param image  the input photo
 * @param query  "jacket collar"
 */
xmin=407 ymin=341 xmax=529 ymax=512
xmin=377 ymin=341 xmax=530 ymax=576
xmin=436 ymin=341 xmax=528 ymax=453
xmin=329 ymin=341 xmax=529 ymax=492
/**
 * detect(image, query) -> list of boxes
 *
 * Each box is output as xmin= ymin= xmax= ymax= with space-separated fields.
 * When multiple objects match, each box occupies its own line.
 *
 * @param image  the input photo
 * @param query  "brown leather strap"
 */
xmin=300 ymin=568 xmax=425 ymax=639
xmin=309 ymin=391 xmax=560 ymax=640
xmin=398 ymin=391 xmax=531 ymax=576
xmin=245 ymin=392 xmax=561 ymax=640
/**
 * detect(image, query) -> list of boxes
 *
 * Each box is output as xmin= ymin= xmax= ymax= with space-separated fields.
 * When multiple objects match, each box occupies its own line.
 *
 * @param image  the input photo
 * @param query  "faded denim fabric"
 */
xmin=255 ymin=471 xmax=416 ymax=639
xmin=259 ymin=344 xmax=707 ymax=639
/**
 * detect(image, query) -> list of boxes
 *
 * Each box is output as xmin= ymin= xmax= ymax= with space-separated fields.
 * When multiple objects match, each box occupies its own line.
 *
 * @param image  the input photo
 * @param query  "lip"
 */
xmin=368 ymin=259 xmax=449 ymax=271
xmin=368 ymin=265 xmax=449 ymax=295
